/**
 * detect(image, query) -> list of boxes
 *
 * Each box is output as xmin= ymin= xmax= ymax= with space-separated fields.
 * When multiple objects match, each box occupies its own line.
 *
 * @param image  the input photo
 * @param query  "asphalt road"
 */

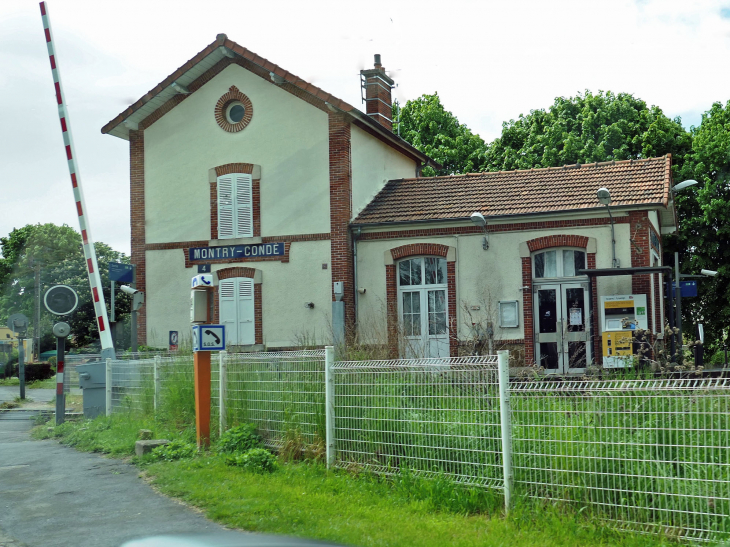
xmin=0 ymin=386 xmax=55 ymax=406
xmin=0 ymin=411 xmax=226 ymax=547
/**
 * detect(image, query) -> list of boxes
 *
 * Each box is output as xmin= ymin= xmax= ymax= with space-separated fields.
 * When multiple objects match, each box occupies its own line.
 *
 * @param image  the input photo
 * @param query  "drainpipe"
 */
xmin=352 ymin=226 xmax=361 ymax=326
xmin=606 ymin=205 xmax=617 ymax=268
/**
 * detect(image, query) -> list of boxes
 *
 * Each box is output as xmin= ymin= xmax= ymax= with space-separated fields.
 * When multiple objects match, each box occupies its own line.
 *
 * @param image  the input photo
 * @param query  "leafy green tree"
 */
xmin=483 ymin=90 xmax=692 ymax=173
xmin=669 ymin=101 xmax=730 ymax=349
xmin=0 ymin=223 xmax=130 ymax=352
xmin=393 ymin=93 xmax=488 ymax=176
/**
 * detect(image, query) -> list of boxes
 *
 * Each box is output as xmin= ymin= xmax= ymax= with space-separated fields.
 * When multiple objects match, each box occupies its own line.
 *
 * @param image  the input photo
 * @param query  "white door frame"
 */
xmin=534 ymin=281 xmax=591 ymax=374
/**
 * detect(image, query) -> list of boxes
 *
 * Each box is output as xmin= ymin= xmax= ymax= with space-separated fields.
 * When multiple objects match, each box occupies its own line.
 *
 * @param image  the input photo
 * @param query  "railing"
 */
xmin=104 ymin=350 xmax=730 ymax=542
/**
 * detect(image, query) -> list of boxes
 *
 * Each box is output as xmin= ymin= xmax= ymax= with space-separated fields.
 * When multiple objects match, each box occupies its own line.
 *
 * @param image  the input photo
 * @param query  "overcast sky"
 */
xmin=2 ymin=0 xmax=730 ymax=257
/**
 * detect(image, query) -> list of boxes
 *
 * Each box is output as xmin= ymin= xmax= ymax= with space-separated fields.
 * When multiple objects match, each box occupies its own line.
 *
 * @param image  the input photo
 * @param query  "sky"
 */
xmin=2 ymin=0 xmax=730 ymax=257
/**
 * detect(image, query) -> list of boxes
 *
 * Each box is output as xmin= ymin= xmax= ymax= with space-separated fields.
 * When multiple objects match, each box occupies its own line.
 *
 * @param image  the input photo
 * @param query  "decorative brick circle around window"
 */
xmin=214 ymin=86 xmax=253 ymax=133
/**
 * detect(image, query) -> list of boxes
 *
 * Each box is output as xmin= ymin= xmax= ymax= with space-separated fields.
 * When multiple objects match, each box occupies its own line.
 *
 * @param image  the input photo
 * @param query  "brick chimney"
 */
xmin=360 ymin=54 xmax=394 ymax=131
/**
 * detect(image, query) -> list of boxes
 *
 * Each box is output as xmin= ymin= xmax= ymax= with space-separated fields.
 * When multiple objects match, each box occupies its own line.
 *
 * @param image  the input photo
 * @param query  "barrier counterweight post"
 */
xmin=39 ymin=2 xmax=114 ymax=361
xmin=497 ymin=350 xmax=512 ymax=514
xmin=325 ymin=346 xmax=335 ymax=468
xmin=55 ymin=336 xmax=65 ymax=425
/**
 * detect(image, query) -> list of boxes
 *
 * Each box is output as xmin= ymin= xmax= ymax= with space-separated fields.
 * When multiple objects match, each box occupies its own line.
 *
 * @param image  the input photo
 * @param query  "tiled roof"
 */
xmin=353 ymin=155 xmax=672 ymax=224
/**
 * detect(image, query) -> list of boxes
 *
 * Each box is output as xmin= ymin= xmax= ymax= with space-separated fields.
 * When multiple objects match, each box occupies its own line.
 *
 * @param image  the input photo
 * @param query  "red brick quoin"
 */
xmin=213 ymin=267 xmax=263 ymax=345
xmin=520 ymin=235 xmax=594 ymax=365
xmin=129 ymin=129 xmax=147 ymax=345
xmin=385 ymin=243 xmax=457 ymax=358
xmin=210 ymin=163 xmax=261 ymax=239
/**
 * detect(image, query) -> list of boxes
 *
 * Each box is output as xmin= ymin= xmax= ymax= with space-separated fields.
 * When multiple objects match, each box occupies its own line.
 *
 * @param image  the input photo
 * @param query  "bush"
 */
xmin=150 ymin=439 xmax=197 ymax=461
xmin=216 ymin=424 xmax=263 ymax=454
xmin=226 ymin=448 xmax=278 ymax=473
xmin=5 ymin=362 xmax=54 ymax=382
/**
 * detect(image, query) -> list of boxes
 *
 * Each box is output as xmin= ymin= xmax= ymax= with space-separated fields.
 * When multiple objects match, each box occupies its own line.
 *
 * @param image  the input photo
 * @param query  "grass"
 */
xmin=33 ymin=415 xmax=675 ymax=547
xmin=0 ymin=376 xmax=56 ymax=388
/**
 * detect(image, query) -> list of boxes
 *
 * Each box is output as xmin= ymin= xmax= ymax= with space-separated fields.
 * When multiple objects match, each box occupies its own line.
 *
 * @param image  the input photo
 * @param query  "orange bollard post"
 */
xmin=193 ymin=350 xmax=211 ymax=448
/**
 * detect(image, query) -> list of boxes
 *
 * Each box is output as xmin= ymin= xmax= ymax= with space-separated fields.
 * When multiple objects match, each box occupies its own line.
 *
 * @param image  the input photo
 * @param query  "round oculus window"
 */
xmin=226 ymin=101 xmax=246 ymax=124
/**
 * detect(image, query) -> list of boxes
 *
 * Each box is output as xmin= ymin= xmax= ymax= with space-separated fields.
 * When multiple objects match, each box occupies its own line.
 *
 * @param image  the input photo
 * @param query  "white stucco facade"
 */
xmin=144 ymin=64 xmax=331 ymax=244
xmin=351 ymin=125 xmax=417 ymax=218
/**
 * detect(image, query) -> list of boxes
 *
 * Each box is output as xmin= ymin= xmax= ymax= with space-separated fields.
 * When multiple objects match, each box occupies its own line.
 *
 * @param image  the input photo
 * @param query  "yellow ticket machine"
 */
xmin=600 ymin=295 xmax=648 ymax=368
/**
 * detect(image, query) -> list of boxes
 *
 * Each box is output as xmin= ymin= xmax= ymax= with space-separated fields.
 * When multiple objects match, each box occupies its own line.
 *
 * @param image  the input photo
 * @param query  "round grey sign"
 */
xmin=44 ymin=285 xmax=79 ymax=316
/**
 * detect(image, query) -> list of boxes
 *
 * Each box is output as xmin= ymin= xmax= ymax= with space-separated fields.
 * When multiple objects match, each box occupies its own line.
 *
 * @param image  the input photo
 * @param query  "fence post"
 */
xmin=497 ymin=350 xmax=512 ymax=514
xmin=105 ymin=358 xmax=112 ymax=416
xmin=154 ymin=355 xmax=161 ymax=412
xmin=325 ymin=345 xmax=335 ymax=469
xmin=219 ymin=351 xmax=227 ymax=436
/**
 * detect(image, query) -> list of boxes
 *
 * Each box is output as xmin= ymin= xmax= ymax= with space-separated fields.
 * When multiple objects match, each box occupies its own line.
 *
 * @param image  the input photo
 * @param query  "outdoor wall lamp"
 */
xmin=597 ymin=188 xmax=618 ymax=268
xmin=470 ymin=212 xmax=489 ymax=250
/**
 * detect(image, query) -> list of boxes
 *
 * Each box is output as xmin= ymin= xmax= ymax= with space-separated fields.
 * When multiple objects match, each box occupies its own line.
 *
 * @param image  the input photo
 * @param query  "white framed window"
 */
xmin=499 ymin=300 xmax=519 ymax=328
xmin=533 ymin=248 xmax=587 ymax=279
xmin=217 ymin=173 xmax=253 ymax=239
xmin=219 ymin=277 xmax=255 ymax=346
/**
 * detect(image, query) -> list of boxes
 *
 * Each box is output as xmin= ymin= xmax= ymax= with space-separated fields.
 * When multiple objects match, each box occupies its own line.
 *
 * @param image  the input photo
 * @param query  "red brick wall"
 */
xmin=129 ymin=129 xmax=146 ymax=345
xmin=210 ymin=163 xmax=260 ymax=239
xmin=213 ymin=266 xmax=263 ymax=345
xmin=629 ymin=211 xmax=653 ymax=330
xmin=521 ymin=257 xmax=534 ymax=364
xmin=385 ymin=243 xmax=457 ymax=357
xmin=328 ymin=112 xmax=355 ymax=330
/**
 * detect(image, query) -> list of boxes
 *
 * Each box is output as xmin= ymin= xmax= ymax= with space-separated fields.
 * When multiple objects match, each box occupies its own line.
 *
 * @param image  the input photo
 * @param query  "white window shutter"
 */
xmin=219 ymin=279 xmax=237 ymax=345
xmin=217 ymin=176 xmax=235 ymax=239
xmin=237 ymin=278 xmax=255 ymax=345
xmin=235 ymin=175 xmax=253 ymax=238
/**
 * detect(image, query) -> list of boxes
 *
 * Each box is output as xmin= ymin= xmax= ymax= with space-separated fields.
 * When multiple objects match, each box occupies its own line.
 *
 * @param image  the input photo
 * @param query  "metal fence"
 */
xmin=510 ymin=378 xmax=730 ymax=542
xmin=331 ymin=355 xmax=504 ymax=489
xmin=215 ymin=350 xmax=325 ymax=449
xmin=103 ymin=349 xmax=730 ymax=542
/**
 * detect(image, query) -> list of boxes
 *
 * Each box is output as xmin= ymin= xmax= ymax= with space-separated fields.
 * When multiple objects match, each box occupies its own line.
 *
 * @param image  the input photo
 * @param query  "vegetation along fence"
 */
xmin=105 ymin=349 xmax=730 ymax=543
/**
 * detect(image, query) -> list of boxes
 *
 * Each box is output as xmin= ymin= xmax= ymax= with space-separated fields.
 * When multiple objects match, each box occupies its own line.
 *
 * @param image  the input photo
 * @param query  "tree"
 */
xmin=483 ymin=90 xmax=692 ymax=174
xmin=669 ymin=101 xmax=730 ymax=351
xmin=0 ymin=223 xmax=130 ymax=352
xmin=393 ymin=93 xmax=488 ymax=177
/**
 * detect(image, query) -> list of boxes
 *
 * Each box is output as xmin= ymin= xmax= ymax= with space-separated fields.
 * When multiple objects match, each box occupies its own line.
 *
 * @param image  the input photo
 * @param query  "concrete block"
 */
xmin=135 ymin=439 xmax=170 ymax=457
xmin=138 ymin=429 xmax=153 ymax=440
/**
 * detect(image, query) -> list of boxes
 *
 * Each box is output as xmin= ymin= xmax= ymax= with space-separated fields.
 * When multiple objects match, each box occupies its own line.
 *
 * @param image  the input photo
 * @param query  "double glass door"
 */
xmin=535 ymin=282 xmax=591 ymax=373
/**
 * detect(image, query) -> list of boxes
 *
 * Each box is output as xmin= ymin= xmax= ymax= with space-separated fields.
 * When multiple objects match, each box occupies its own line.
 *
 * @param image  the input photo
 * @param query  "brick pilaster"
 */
xmin=588 ymin=252 xmax=600 ymax=365
xmin=328 ymin=112 xmax=355 ymax=332
xmin=129 ymin=129 xmax=146 ymax=345
xmin=629 ymin=211 xmax=652 ymax=329
xmin=521 ymin=257 xmax=534 ymax=364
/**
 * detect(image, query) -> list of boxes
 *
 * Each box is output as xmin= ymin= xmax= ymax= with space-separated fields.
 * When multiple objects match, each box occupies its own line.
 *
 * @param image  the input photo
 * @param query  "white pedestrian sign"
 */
xmin=192 ymin=325 xmax=226 ymax=352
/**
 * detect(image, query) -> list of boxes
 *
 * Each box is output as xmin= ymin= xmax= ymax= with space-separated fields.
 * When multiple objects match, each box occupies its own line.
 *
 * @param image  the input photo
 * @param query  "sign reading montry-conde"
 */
xmin=188 ymin=243 xmax=285 ymax=262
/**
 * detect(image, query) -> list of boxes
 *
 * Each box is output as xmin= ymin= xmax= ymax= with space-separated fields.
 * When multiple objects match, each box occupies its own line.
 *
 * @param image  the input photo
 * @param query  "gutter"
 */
xmin=351 ymin=202 xmax=669 ymax=229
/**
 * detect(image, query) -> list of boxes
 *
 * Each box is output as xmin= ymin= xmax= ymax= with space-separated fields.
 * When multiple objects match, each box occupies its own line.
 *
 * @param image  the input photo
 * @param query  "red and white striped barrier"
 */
xmin=39 ymin=2 xmax=114 ymax=356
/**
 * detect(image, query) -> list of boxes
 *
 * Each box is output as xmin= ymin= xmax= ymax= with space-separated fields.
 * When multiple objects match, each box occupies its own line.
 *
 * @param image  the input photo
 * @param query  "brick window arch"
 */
xmin=214 ymin=86 xmax=253 ymax=133
xmin=521 ymin=235 xmax=598 ymax=365
xmin=209 ymin=163 xmax=261 ymax=240
xmin=214 ymin=266 xmax=263 ymax=345
xmin=385 ymin=243 xmax=457 ymax=358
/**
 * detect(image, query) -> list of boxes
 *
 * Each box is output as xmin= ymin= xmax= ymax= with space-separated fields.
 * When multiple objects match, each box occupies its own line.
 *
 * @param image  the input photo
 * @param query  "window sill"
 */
xmin=211 ymin=236 xmax=262 ymax=246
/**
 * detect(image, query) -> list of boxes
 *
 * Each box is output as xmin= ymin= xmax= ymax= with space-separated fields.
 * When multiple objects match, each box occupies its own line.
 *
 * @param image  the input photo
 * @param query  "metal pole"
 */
xmin=110 ymin=280 xmax=115 ymax=323
xmin=153 ymin=355 xmax=161 ymax=412
xmin=675 ymin=252 xmax=683 ymax=357
xmin=497 ymin=350 xmax=512 ymax=514
xmin=34 ymin=264 xmax=41 ymax=361
xmin=131 ymin=265 xmax=138 ymax=353
xmin=18 ymin=337 xmax=26 ymax=400
xmin=40 ymin=3 xmax=114 ymax=361
xmin=105 ymin=358 xmax=112 ymax=416
xmin=219 ymin=351 xmax=227 ymax=436
xmin=667 ymin=271 xmax=675 ymax=359
xmin=325 ymin=345 xmax=335 ymax=469
xmin=55 ymin=335 xmax=65 ymax=425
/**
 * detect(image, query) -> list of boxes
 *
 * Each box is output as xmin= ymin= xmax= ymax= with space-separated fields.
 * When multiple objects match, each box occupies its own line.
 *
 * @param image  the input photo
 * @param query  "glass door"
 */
xmin=535 ymin=283 xmax=591 ymax=373
xmin=561 ymin=283 xmax=590 ymax=373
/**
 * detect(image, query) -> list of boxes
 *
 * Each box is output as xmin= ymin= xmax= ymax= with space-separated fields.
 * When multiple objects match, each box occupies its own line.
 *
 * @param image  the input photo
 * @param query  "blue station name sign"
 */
xmin=189 ymin=242 xmax=285 ymax=262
